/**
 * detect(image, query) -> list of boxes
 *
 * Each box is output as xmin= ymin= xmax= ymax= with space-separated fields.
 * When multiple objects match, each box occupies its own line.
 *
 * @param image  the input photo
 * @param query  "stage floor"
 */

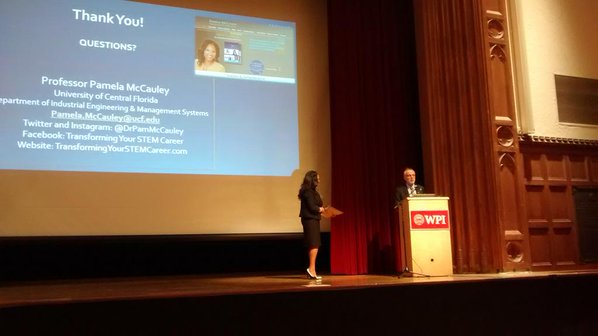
xmin=2 ymin=269 xmax=598 ymax=309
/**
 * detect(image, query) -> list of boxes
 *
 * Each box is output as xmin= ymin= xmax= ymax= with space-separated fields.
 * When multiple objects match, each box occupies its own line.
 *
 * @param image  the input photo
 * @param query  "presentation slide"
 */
xmin=0 ymin=0 xmax=331 ymax=237
xmin=0 ymin=0 xmax=298 ymax=176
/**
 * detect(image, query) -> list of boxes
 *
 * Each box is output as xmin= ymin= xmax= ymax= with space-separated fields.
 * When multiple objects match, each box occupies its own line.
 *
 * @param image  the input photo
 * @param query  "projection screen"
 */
xmin=0 ymin=0 xmax=331 ymax=236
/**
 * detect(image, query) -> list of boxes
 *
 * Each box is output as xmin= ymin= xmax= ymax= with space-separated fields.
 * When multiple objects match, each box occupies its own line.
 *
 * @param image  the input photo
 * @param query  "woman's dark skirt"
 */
xmin=301 ymin=218 xmax=321 ymax=248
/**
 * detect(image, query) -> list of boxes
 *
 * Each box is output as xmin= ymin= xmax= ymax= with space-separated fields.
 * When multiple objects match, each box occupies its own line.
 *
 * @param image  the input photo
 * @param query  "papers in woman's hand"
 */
xmin=322 ymin=206 xmax=343 ymax=218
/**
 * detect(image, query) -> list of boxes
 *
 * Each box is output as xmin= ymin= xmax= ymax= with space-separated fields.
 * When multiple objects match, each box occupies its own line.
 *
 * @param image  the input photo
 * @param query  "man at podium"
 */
xmin=395 ymin=167 xmax=424 ymax=206
xmin=393 ymin=168 xmax=453 ymax=276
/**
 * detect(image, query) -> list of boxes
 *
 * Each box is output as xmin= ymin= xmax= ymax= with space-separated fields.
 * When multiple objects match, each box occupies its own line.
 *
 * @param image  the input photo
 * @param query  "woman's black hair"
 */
xmin=298 ymin=170 xmax=318 ymax=199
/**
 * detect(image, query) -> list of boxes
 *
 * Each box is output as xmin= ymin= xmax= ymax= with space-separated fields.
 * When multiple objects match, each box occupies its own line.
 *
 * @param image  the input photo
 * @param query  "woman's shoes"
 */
xmin=306 ymin=268 xmax=322 ymax=280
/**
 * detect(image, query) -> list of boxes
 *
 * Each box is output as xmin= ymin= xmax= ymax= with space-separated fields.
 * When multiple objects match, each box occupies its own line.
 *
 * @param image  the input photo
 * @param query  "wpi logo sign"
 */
xmin=410 ymin=210 xmax=450 ymax=229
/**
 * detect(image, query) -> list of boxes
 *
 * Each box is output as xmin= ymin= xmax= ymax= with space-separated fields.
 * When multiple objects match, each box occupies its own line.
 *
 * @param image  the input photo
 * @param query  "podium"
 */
xmin=398 ymin=196 xmax=453 ymax=276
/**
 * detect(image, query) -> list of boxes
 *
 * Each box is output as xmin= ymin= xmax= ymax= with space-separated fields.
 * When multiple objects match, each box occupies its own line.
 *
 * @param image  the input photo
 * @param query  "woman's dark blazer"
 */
xmin=299 ymin=188 xmax=323 ymax=220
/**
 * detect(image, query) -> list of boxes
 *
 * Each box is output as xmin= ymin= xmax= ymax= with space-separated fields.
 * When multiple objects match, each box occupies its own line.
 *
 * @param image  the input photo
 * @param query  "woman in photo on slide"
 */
xmin=195 ymin=39 xmax=226 ymax=72
xmin=298 ymin=170 xmax=326 ymax=280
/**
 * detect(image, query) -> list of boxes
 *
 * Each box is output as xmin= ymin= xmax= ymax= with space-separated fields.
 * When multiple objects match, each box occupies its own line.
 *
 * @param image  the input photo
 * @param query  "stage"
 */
xmin=2 ymin=270 xmax=598 ymax=335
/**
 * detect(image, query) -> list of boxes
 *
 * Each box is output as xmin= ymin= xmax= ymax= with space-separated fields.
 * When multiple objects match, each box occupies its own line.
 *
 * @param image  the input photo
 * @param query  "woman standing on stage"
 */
xmin=298 ymin=170 xmax=325 ymax=280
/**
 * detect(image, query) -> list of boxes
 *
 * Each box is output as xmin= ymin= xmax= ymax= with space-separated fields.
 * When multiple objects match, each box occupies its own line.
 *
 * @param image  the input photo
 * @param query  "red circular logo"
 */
xmin=413 ymin=214 xmax=425 ymax=226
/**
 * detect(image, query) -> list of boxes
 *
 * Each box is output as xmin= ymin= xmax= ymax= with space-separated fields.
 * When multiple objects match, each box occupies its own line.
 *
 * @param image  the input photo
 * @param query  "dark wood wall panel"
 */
xmin=591 ymin=156 xmax=598 ymax=182
xmin=546 ymin=154 xmax=567 ymax=181
xmin=523 ymin=153 xmax=544 ymax=182
xmin=499 ymin=162 xmax=519 ymax=228
xmin=548 ymin=186 xmax=570 ymax=221
xmin=570 ymin=156 xmax=589 ymax=182
xmin=529 ymin=228 xmax=551 ymax=267
xmin=520 ymin=138 xmax=597 ymax=270
xmin=575 ymin=188 xmax=598 ymax=263
xmin=553 ymin=227 xmax=577 ymax=266
xmin=525 ymin=185 xmax=545 ymax=223
xmin=552 ymin=184 xmax=577 ymax=265
xmin=488 ymin=49 xmax=509 ymax=118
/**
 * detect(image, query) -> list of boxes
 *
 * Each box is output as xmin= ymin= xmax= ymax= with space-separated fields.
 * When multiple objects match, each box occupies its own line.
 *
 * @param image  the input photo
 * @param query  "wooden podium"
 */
xmin=398 ymin=196 xmax=453 ymax=276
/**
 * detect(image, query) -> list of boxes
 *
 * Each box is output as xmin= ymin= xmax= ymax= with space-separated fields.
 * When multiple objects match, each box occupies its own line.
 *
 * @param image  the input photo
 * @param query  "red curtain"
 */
xmin=328 ymin=0 xmax=423 ymax=274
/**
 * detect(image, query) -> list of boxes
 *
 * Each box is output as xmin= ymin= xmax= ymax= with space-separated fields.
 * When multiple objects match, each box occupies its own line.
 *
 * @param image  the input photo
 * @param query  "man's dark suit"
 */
xmin=395 ymin=184 xmax=424 ymax=206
